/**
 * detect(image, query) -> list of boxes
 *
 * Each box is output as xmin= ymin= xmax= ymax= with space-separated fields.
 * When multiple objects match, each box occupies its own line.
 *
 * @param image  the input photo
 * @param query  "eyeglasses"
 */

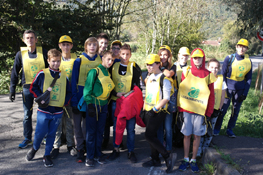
xmin=112 ymin=47 xmax=120 ymax=50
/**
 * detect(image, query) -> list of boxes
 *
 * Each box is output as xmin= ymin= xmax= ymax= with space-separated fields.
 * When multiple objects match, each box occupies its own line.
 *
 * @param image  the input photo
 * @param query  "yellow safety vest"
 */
xmin=43 ymin=69 xmax=67 ymax=107
xmin=228 ymin=54 xmax=251 ymax=81
xmin=175 ymin=63 xmax=190 ymax=89
xmin=22 ymin=47 xmax=45 ymax=84
xmin=78 ymin=54 xmax=101 ymax=86
xmin=178 ymin=70 xmax=216 ymax=116
xmin=214 ymin=75 xmax=223 ymax=110
xmin=111 ymin=62 xmax=133 ymax=100
xmin=59 ymin=53 xmax=77 ymax=81
xmin=144 ymin=74 xmax=174 ymax=111
xmin=95 ymin=67 xmax=115 ymax=101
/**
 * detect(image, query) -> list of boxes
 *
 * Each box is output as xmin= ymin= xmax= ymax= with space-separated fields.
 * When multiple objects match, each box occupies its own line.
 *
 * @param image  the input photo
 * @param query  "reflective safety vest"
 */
xmin=174 ymin=62 xmax=190 ymax=89
xmin=214 ymin=75 xmax=223 ymax=110
xmin=21 ymin=47 xmax=45 ymax=84
xmin=95 ymin=67 xmax=115 ymax=101
xmin=144 ymin=74 xmax=174 ymax=111
xmin=59 ymin=53 xmax=77 ymax=81
xmin=78 ymin=54 xmax=101 ymax=86
xmin=111 ymin=62 xmax=133 ymax=100
xmin=227 ymin=54 xmax=251 ymax=81
xmin=178 ymin=70 xmax=216 ymax=116
xmin=43 ymin=69 xmax=67 ymax=107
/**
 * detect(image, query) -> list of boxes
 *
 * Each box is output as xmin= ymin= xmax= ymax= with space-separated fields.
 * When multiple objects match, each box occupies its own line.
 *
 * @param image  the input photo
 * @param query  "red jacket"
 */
xmin=114 ymin=86 xmax=145 ymax=145
xmin=179 ymin=48 xmax=215 ymax=117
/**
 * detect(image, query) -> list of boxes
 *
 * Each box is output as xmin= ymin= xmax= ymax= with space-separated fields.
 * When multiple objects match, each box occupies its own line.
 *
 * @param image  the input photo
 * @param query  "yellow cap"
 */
xmin=145 ymin=54 xmax=160 ymax=64
xmin=191 ymin=49 xmax=204 ymax=58
xmin=111 ymin=40 xmax=122 ymax=47
xmin=59 ymin=35 xmax=73 ymax=43
xmin=178 ymin=47 xmax=190 ymax=55
xmin=237 ymin=38 xmax=249 ymax=47
xmin=159 ymin=45 xmax=172 ymax=54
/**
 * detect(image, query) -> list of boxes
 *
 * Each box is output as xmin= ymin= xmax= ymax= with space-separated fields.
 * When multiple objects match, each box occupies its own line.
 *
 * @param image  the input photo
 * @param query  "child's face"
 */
xmin=146 ymin=62 xmax=159 ymax=74
xmin=193 ymin=57 xmax=203 ymax=67
xmin=59 ymin=42 xmax=73 ymax=54
xmin=23 ymin=33 xmax=38 ymax=48
xmin=208 ymin=62 xmax=219 ymax=76
xmin=236 ymin=44 xmax=248 ymax=55
xmin=120 ymin=49 xmax=131 ymax=65
xmin=112 ymin=45 xmax=121 ymax=57
xmin=178 ymin=53 xmax=189 ymax=65
xmin=98 ymin=38 xmax=108 ymax=53
xmin=87 ymin=42 xmax=98 ymax=55
xmin=102 ymin=54 xmax=114 ymax=68
xmin=160 ymin=50 xmax=169 ymax=63
xmin=48 ymin=56 xmax=61 ymax=70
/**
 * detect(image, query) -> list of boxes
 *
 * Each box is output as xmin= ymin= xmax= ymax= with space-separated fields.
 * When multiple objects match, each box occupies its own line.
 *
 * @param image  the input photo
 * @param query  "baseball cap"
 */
xmin=178 ymin=47 xmax=190 ymax=55
xmin=191 ymin=49 xmax=204 ymax=58
xmin=145 ymin=54 xmax=160 ymax=64
xmin=237 ymin=38 xmax=249 ymax=47
xmin=59 ymin=35 xmax=73 ymax=43
xmin=159 ymin=45 xmax=172 ymax=54
xmin=111 ymin=40 xmax=122 ymax=47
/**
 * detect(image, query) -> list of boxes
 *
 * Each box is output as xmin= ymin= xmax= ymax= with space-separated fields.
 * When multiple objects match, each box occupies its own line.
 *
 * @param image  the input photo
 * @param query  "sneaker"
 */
xmin=85 ymin=159 xmax=95 ymax=167
xmin=165 ymin=153 xmax=177 ymax=173
xmin=108 ymin=150 xmax=120 ymax=161
xmin=43 ymin=155 xmax=53 ymax=167
xmin=213 ymin=129 xmax=220 ymax=136
xmin=128 ymin=152 xmax=137 ymax=163
xmin=190 ymin=161 xmax=199 ymax=173
xmin=226 ymin=129 xmax=236 ymax=138
xmin=142 ymin=159 xmax=162 ymax=167
xmin=178 ymin=160 xmax=190 ymax=171
xmin=19 ymin=139 xmax=33 ymax=149
xmin=50 ymin=148 xmax=59 ymax=159
xmin=95 ymin=156 xmax=106 ymax=164
xmin=76 ymin=149 xmax=85 ymax=163
xmin=26 ymin=148 xmax=38 ymax=161
xmin=68 ymin=146 xmax=77 ymax=157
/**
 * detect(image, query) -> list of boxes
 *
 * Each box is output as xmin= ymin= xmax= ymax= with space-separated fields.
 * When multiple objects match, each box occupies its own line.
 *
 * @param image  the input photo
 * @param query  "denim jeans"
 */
xmin=215 ymin=89 xmax=244 ymax=131
xmin=112 ymin=101 xmax=136 ymax=152
xmin=86 ymin=104 xmax=107 ymax=159
xmin=33 ymin=111 xmax=62 ymax=155
xmin=157 ymin=111 xmax=173 ymax=151
xmin=22 ymin=87 xmax=34 ymax=141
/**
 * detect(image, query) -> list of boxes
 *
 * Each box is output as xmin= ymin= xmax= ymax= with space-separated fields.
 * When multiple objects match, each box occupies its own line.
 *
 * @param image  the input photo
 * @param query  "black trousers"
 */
xmin=144 ymin=111 xmax=170 ymax=160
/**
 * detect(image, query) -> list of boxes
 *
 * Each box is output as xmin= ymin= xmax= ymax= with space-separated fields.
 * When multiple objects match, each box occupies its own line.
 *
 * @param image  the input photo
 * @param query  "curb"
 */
xmin=201 ymin=148 xmax=241 ymax=175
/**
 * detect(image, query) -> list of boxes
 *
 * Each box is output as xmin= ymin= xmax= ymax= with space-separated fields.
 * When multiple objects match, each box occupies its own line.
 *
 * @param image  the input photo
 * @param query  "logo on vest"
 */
xmin=239 ymin=66 xmax=245 ymax=71
xmin=31 ymin=65 xmax=38 ymax=71
xmin=108 ymin=84 xmax=113 ymax=90
xmin=118 ymin=82 xmax=124 ymax=89
xmin=146 ymin=94 xmax=152 ymax=103
xmin=52 ymin=85 xmax=59 ymax=92
xmin=52 ymin=94 xmax=57 ymax=100
xmin=65 ymin=68 xmax=72 ymax=75
xmin=188 ymin=87 xmax=200 ymax=98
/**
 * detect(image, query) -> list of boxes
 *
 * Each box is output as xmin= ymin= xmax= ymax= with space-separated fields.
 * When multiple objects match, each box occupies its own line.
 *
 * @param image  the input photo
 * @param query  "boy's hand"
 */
xmin=41 ymin=100 xmax=45 ymax=104
xmin=117 ymin=92 xmax=125 ymax=98
xmin=9 ymin=92 xmax=15 ymax=102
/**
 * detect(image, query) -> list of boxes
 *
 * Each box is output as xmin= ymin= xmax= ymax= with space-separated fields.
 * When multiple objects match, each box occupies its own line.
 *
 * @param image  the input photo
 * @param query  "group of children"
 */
xmin=10 ymin=30 xmax=252 ymax=173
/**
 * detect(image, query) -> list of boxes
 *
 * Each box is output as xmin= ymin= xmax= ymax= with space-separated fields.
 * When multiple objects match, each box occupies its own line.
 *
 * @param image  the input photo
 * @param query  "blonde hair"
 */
xmin=47 ymin=49 xmax=61 ymax=61
xmin=84 ymin=37 xmax=99 ymax=53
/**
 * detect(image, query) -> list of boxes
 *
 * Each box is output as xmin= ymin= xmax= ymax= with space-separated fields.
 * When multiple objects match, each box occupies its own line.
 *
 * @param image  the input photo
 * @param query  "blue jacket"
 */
xmin=222 ymin=52 xmax=252 ymax=96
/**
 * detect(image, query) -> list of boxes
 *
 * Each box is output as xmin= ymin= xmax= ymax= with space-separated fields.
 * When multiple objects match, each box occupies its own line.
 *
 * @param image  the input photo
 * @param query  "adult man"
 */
xmin=10 ymin=30 xmax=48 ymax=148
xmin=214 ymin=39 xmax=252 ymax=138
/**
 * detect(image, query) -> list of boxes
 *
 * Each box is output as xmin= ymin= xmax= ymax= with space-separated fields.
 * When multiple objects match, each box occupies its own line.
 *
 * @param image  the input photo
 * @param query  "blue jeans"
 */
xmin=112 ymin=101 xmax=136 ymax=152
xmin=86 ymin=104 xmax=107 ymax=159
xmin=22 ymin=87 xmax=34 ymax=141
xmin=33 ymin=111 xmax=62 ymax=155
xmin=215 ymin=89 xmax=244 ymax=131
xmin=157 ymin=112 xmax=173 ymax=151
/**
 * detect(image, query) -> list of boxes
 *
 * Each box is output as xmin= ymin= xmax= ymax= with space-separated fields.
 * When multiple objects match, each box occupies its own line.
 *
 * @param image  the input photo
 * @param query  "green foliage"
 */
xmin=202 ymin=162 xmax=215 ymax=175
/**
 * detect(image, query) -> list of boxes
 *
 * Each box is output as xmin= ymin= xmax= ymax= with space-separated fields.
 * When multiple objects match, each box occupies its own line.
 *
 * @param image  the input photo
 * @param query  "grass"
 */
xmin=199 ymin=162 xmax=215 ymax=175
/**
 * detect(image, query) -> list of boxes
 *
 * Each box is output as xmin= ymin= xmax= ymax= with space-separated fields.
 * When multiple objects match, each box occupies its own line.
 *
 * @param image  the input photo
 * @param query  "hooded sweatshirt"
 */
xmin=180 ymin=48 xmax=215 ymax=117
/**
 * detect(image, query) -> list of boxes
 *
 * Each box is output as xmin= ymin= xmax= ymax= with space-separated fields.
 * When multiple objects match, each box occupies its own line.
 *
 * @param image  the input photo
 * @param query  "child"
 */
xmin=178 ymin=48 xmax=215 ymax=173
xmin=97 ymin=33 xmax=109 ymax=57
xmin=26 ymin=49 xmax=71 ymax=167
xmin=155 ymin=45 xmax=176 ymax=153
xmin=50 ymin=35 xmax=77 ymax=159
xmin=197 ymin=58 xmax=226 ymax=157
xmin=71 ymin=37 xmax=102 ymax=163
xmin=108 ymin=44 xmax=141 ymax=163
xmin=214 ymin=39 xmax=252 ymax=137
xmin=110 ymin=40 xmax=122 ymax=63
xmin=175 ymin=47 xmax=191 ymax=86
xmin=84 ymin=51 xmax=115 ymax=167
xmin=142 ymin=54 xmax=177 ymax=173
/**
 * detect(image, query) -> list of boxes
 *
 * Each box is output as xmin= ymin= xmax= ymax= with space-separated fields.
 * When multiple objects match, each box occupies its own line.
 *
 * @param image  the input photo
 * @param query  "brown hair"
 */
xmin=208 ymin=58 xmax=220 ymax=69
xmin=97 ymin=33 xmax=109 ymax=41
xmin=158 ymin=48 xmax=172 ymax=69
xmin=120 ymin=43 xmax=131 ymax=52
xmin=47 ymin=49 xmax=61 ymax=61
xmin=23 ymin=30 xmax=37 ymax=39
xmin=103 ymin=50 xmax=113 ymax=58
xmin=84 ymin=37 xmax=99 ymax=53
